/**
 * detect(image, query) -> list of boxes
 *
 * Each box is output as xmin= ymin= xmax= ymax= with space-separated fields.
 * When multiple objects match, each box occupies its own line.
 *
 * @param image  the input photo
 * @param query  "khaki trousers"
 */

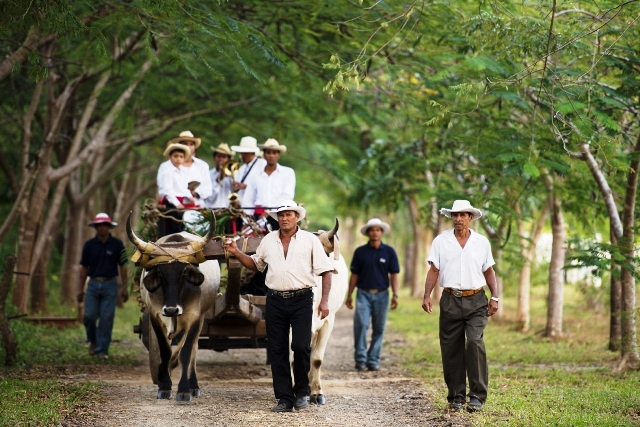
xmin=439 ymin=290 xmax=489 ymax=403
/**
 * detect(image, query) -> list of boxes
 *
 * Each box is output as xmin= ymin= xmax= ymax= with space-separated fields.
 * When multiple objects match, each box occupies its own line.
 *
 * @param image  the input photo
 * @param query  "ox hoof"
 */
xmin=310 ymin=394 xmax=326 ymax=405
xmin=190 ymin=388 xmax=201 ymax=398
xmin=176 ymin=392 xmax=193 ymax=402
xmin=157 ymin=390 xmax=172 ymax=399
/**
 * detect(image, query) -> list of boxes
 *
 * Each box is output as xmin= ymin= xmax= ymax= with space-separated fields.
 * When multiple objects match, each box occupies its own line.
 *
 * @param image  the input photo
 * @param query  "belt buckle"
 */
xmin=282 ymin=291 xmax=292 ymax=298
xmin=452 ymin=289 xmax=463 ymax=297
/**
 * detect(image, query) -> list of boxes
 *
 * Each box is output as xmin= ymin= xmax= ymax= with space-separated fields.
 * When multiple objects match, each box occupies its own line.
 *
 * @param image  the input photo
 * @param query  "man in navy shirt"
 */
xmin=77 ymin=213 xmax=128 ymax=359
xmin=345 ymin=218 xmax=400 ymax=371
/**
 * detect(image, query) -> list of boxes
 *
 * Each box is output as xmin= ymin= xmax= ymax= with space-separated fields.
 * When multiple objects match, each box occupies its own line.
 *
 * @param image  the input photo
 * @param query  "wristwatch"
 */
xmin=490 ymin=296 xmax=500 ymax=302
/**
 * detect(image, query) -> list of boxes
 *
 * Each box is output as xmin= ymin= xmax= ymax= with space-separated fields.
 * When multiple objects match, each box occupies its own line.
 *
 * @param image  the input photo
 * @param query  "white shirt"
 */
xmin=427 ymin=229 xmax=495 ymax=290
xmin=234 ymin=157 xmax=267 ymax=201
xmin=242 ymin=164 xmax=295 ymax=214
xmin=157 ymin=156 xmax=212 ymax=207
xmin=251 ymin=227 xmax=334 ymax=291
xmin=205 ymin=168 xmax=233 ymax=209
xmin=157 ymin=163 xmax=190 ymax=206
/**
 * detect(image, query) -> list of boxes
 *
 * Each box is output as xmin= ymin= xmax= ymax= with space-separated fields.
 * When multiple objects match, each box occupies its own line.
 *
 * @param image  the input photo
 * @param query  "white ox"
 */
xmin=127 ymin=213 xmax=219 ymax=402
xmin=307 ymin=220 xmax=349 ymax=404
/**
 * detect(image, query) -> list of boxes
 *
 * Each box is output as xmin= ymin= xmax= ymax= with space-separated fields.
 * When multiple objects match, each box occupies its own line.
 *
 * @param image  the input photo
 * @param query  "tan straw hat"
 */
xmin=231 ymin=136 xmax=260 ymax=154
xmin=167 ymin=130 xmax=202 ymax=149
xmin=439 ymin=200 xmax=483 ymax=220
xmin=259 ymin=138 xmax=287 ymax=153
xmin=211 ymin=143 xmax=235 ymax=157
xmin=163 ymin=143 xmax=191 ymax=159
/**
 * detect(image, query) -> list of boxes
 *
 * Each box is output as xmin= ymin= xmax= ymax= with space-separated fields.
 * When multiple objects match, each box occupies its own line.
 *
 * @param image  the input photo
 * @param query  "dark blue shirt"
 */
xmin=80 ymin=235 xmax=126 ymax=278
xmin=350 ymin=242 xmax=400 ymax=290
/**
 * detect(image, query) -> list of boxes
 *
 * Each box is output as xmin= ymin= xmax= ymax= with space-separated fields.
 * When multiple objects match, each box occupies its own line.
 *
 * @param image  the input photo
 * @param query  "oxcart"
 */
xmin=132 ymin=236 xmax=267 ymax=384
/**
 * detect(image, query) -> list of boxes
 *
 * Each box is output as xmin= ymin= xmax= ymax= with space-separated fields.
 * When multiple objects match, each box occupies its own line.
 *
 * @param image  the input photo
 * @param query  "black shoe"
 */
xmin=367 ymin=364 xmax=379 ymax=371
xmin=448 ymin=398 xmax=465 ymax=412
xmin=355 ymin=362 xmax=366 ymax=371
xmin=467 ymin=396 xmax=483 ymax=412
xmin=294 ymin=395 xmax=309 ymax=410
xmin=271 ymin=402 xmax=293 ymax=412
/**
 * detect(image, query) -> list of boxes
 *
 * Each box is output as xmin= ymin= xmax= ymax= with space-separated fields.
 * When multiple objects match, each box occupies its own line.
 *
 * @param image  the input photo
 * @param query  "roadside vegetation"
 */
xmin=389 ymin=283 xmax=640 ymax=427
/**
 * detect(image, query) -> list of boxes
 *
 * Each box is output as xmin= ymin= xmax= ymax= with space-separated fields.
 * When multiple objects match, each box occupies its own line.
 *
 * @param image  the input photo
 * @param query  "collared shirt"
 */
xmin=80 ymin=235 xmax=126 ymax=278
xmin=157 ymin=163 xmax=190 ymax=206
xmin=241 ymin=164 xmax=295 ymax=215
xmin=234 ymin=157 xmax=267 ymax=200
xmin=157 ymin=157 xmax=212 ymax=207
xmin=350 ymin=242 xmax=400 ymax=290
xmin=205 ymin=168 xmax=233 ymax=209
xmin=250 ymin=227 xmax=334 ymax=291
xmin=427 ymin=229 xmax=495 ymax=290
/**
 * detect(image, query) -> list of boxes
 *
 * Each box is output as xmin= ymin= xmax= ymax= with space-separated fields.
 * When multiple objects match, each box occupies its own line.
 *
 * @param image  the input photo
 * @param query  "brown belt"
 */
xmin=443 ymin=288 xmax=483 ymax=297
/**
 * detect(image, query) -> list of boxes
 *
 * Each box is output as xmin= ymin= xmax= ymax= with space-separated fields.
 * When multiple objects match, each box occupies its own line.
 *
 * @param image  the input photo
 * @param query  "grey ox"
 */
xmin=127 ymin=213 xmax=219 ymax=402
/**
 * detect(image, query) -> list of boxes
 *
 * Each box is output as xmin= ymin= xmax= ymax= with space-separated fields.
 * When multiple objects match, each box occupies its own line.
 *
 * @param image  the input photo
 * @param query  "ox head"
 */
xmin=314 ymin=218 xmax=340 ymax=256
xmin=126 ymin=212 xmax=216 ymax=317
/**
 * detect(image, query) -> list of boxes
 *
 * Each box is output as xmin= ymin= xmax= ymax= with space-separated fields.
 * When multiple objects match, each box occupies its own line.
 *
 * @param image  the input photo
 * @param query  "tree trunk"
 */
xmin=0 ymin=256 xmax=17 ymax=365
xmin=617 ymin=134 xmax=640 ymax=369
xmin=403 ymin=241 xmax=415 ymax=289
xmin=407 ymin=195 xmax=424 ymax=296
xmin=544 ymin=193 xmax=565 ymax=338
xmin=60 ymin=203 xmax=86 ymax=304
xmin=29 ymin=252 xmax=49 ymax=313
xmin=609 ymin=261 xmax=622 ymax=352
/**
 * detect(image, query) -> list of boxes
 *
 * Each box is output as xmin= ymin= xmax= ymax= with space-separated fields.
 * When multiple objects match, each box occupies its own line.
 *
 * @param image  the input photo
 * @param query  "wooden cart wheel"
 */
xmin=148 ymin=314 xmax=161 ymax=385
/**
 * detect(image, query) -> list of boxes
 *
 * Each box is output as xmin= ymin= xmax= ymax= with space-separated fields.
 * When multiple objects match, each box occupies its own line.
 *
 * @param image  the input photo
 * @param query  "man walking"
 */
xmin=77 ymin=213 xmax=129 ymax=360
xmin=421 ymin=200 xmax=499 ymax=413
xmin=345 ymin=218 xmax=399 ymax=372
xmin=224 ymin=201 xmax=333 ymax=413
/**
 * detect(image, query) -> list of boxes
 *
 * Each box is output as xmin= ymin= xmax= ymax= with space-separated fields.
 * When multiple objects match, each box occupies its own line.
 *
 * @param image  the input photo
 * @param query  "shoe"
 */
xmin=467 ymin=396 xmax=483 ymax=412
xmin=89 ymin=343 xmax=96 ymax=356
xmin=96 ymin=353 xmax=108 ymax=360
xmin=448 ymin=398 xmax=465 ymax=412
xmin=271 ymin=402 xmax=293 ymax=412
xmin=294 ymin=395 xmax=309 ymax=410
xmin=367 ymin=364 xmax=379 ymax=371
xmin=355 ymin=362 xmax=366 ymax=371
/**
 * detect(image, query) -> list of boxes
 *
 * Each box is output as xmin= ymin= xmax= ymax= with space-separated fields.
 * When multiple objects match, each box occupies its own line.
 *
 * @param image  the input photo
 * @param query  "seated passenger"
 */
xmin=157 ymin=143 xmax=194 ymax=235
xmin=205 ymin=143 xmax=235 ymax=209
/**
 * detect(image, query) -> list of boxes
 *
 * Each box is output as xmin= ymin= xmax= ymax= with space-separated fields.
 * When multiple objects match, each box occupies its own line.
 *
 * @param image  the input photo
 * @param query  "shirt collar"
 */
xmin=445 ymin=228 xmax=476 ymax=244
xmin=276 ymin=226 xmax=299 ymax=242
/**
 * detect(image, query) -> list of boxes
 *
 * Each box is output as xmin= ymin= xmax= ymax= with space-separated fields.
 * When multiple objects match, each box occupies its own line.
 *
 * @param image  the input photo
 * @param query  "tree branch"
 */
xmin=0 ymin=26 xmax=40 ymax=82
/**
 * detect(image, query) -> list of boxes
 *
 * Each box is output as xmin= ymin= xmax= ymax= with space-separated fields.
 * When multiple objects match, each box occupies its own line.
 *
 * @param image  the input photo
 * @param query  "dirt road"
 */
xmin=65 ymin=307 xmax=468 ymax=427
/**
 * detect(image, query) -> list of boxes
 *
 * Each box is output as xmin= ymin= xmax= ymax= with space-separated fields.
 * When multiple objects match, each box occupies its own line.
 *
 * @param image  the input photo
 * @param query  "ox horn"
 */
xmin=202 ymin=209 xmax=217 ymax=245
xmin=326 ymin=218 xmax=339 ymax=240
xmin=126 ymin=211 xmax=148 ymax=251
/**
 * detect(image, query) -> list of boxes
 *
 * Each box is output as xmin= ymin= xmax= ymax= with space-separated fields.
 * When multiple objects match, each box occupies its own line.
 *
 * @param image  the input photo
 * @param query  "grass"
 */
xmin=0 ymin=301 xmax=143 ymax=426
xmin=387 ymin=284 xmax=640 ymax=426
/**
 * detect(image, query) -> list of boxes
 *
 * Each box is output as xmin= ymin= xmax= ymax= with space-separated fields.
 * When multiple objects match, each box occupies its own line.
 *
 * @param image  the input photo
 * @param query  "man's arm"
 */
xmin=421 ymin=264 xmax=439 ymax=313
xmin=345 ymin=273 xmax=358 ymax=309
xmin=223 ymin=239 xmax=259 ymax=271
xmin=77 ymin=266 xmax=89 ymax=303
xmin=317 ymin=271 xmax=332 ymax=319
xmin=390 ymin=273 xmax=399 ymax=310
xmin=483 ymin=266 xmax=499 ymax=316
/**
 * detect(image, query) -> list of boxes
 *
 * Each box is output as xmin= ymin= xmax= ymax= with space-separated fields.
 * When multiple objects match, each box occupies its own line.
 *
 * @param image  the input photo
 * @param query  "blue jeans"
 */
xmin=83 ymin=278 xmax=119 ymax=355
xmin=353 ymin=288 xmax=389 ymax=367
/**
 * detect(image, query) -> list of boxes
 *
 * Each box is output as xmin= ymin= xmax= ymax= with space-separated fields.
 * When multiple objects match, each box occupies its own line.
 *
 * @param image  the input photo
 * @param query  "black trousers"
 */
xmin=265 ymin=291 xmax=313 ymax=406
xmin=160 ymin=201 xmax=184 ymax=237
xmin=439 ymin=290 xmax=489 ymax=403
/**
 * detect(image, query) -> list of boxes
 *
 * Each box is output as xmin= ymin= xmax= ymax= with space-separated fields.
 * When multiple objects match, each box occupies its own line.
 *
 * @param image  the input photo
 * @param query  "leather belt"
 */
xmin=444 ymin=288 xmax=483 ymax=297
xmin=91 ymin=276 xmax=116 ymax=283
xmin=268 ymin=287 xmax=313 ymax=299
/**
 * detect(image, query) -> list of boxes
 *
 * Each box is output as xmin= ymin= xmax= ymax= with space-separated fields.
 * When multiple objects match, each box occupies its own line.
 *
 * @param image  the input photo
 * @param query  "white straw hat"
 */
xmin=231 ymin=136 xmax=260 ymax=154
xmin=163 ymin=143 xmax=190 ymax=159
xmin=360 ymin=218 xmax=390 ymax=236
xmin=268 ymin=200 xmax=306 ymax=222
xmin=259 ymin=138 xmax=287 ymax=153
xmin=439 ymin=200 xmax=483 ymax=220
xmin=167 ymin=130 xmax=202 ymax=149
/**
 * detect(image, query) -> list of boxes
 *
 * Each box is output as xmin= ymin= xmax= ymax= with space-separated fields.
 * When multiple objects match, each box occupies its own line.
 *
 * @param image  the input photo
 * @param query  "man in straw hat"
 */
xmin=345 ymin=218 xmax=400 ymax=372
xmin=157 ymin=130 xmax=212 ymax=208
xmin=223 ymin=201 xmax=334 ymax=413
xmin=241 ymin=138 xmax=295 ymax=230
xmin=205 ymin=143 xmax=236 ymax=209
xmin=231 ymin=136 xmax=267 ymax=200
xmin=421 ymin=200 xmax=499 ymax=413
xmin=77 ymin=213 xmax=129 ymax=360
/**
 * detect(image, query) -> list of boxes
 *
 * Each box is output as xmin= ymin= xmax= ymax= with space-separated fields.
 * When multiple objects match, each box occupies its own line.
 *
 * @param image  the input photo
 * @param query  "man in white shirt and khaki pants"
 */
xmin=224 ymin=201 xmax=333 ymax=413
xmin=422 ymin=200 xmax=499 ymax=413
